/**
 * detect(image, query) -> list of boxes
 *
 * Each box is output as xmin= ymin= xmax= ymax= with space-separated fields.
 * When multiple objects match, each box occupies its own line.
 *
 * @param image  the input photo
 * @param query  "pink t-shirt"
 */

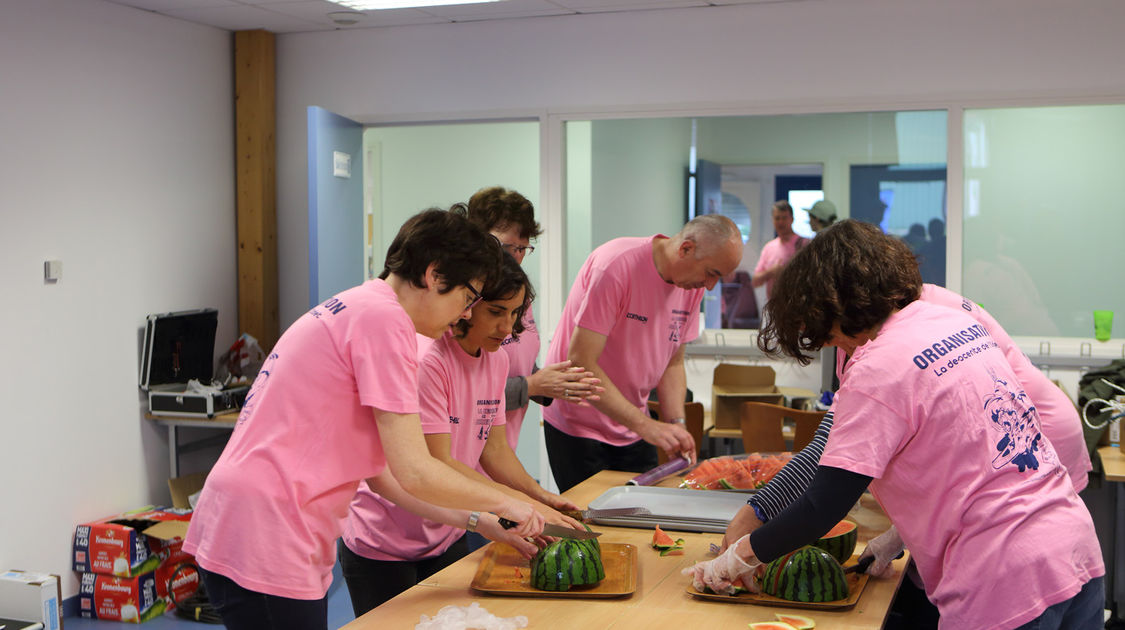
xmin=822 ymin=301 xmax=1103 ymax=629
xmin=920 ymin=285 xmax=1092 ymax=490
xmin=544 ymin=236 xmax=702 ymax=446
xmin=342 ymin=330 xmax=509 ymax=561
xmin=753 ymin=234 xmax=807 ymax=298
xmin=183 ymin=279 xmax=421 ymax=599
xmin=833 ymin=286 xmax=1093 ymax=492
xmin=500 ymin=304 xmax=540 ymax=450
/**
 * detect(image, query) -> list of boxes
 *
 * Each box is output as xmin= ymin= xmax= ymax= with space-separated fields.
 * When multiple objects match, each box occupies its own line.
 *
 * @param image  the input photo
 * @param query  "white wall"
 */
xmin=275 ymin=0 xmax=1125 ymax=325
xmin=0 ymin=0 xmax=234 ymax=598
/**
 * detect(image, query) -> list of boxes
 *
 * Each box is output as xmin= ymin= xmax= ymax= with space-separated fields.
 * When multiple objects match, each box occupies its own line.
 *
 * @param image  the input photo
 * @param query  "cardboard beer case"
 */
xmin=139 ymin=309 xmax=248 ymax=418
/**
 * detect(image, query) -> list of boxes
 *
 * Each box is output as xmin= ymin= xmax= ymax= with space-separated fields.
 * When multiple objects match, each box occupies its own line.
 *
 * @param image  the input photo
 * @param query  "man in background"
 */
xmin=543 ymin=215 xmax=743 ymax=491
xmin=752 ymin=201 xmax=808 ymax=299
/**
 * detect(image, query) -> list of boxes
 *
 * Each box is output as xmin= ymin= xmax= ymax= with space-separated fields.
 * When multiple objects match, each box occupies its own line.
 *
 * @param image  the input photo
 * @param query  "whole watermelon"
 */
xmin=759 ymin=545 xmax=848 ymax=603
xmin=530 ymin=538 xmax=604 ymax=591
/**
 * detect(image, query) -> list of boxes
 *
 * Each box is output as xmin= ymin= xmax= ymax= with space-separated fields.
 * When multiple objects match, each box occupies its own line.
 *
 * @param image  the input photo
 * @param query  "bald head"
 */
xmin=679 ymin=214 xmax=741 ymax=259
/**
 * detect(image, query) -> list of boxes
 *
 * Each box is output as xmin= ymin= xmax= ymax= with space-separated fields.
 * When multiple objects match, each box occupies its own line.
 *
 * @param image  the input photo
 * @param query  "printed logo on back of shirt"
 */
xmin=449 ymin=415 xmax=460 ymax=425
xmin=308 ymin=296 xmax=348 ymax=319
xmin=983 ymin=374 xmax=1056 ymax=474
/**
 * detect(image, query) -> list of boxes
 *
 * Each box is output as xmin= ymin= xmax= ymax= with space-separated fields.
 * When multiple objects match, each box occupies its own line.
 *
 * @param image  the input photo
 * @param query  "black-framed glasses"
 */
xmin=464 ymin=283 xmax=485 ymax=310
xmin=501 ymin=243 xmax=535 ymax=256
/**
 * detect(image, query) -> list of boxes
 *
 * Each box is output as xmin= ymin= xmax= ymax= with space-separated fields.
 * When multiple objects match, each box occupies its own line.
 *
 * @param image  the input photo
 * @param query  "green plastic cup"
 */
xmin=1094 ymin=310 xmax=1114 ymax=342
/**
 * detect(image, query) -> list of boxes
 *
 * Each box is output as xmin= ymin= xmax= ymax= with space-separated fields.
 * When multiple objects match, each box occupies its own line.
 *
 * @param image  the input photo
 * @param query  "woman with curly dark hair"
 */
xmin=686 ymin=220 xmax=1104 ymax=630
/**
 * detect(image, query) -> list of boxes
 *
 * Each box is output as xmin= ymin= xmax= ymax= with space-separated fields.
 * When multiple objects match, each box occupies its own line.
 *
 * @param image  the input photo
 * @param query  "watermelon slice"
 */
xmin=651 ymin=524 xmax=685 ymax=555
xmin=748 ymin=623 xmax=797 ymax=630
xmin=774 ymin=613 xmax=815 ymax=629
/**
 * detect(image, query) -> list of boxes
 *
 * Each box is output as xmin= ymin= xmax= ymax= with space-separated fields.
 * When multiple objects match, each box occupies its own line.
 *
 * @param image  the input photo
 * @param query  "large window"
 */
xmin=564 ymin=110 xmax=949 ymax=331
xmin=962 ymin=104 xmax=1125 ymax=337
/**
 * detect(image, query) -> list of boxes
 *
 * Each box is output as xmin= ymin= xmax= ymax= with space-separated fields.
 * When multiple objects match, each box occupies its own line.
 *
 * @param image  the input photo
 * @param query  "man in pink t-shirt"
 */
xmin=752 ymin=200 xmax=808 ymax=299
xmin=544 ymin=214 xmax=743 ymax=491
xmin=182 ymin=209 xmax=544 ymax=630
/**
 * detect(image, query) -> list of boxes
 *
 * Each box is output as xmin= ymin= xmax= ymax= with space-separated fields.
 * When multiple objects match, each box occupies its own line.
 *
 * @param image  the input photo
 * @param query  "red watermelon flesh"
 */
xmin=775 ymin=613 xmax=816 ymax=629
xmin=748 ymin=623 xmax=797 ymax=630
xmin=814 ymin=519 xmax=857 ymax=564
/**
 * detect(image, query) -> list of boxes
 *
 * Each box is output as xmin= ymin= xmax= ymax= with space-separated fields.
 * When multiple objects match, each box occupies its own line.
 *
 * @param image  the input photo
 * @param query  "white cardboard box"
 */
xmin=0 ymin=570 xmax=61 ymax=630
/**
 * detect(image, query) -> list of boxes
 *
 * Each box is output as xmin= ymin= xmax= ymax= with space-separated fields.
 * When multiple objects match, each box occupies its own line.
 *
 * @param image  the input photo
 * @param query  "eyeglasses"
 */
xmin=501 ymin=243 xmax=535 ymax=256
xmin=464 ymin=283 xmax=485 ymax=310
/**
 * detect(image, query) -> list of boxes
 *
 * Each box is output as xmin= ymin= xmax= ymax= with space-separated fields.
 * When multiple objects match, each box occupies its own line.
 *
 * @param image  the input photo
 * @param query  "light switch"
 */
xmin=44 ymin=259 xmax=62 ymax=282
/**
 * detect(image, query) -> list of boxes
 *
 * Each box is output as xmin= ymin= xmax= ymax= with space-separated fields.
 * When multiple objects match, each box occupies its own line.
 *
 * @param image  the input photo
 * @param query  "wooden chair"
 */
xmin=647 ymin=400 xmax=705 ymax=463
xmin=739 ymin=401 xmax=826 ymax=453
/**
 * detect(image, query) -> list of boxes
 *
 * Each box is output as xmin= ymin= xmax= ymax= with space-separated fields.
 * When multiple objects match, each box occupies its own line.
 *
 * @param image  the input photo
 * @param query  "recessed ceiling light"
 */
xmin=327 ymin=10 xmax=364 ymax=24
xmin=331 ymin=0 xmax=503 ymax=9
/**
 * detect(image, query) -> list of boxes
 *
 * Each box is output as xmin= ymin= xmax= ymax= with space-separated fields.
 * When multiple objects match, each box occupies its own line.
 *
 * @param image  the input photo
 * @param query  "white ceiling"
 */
xmin=103 ymin=0 xmax=802 ymax=33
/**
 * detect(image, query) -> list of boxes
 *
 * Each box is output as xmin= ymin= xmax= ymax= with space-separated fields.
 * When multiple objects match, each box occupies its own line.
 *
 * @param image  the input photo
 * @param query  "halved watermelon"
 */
xmin=775 ymin=613 xmax=815 ymax=629
xmin=748 ymin=623 xmax=797 ymax=630
xmin=813 ymin=520 xmax=857 ymax=564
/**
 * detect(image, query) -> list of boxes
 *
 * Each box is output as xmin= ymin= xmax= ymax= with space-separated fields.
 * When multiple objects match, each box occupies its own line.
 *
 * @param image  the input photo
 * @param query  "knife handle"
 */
xmin=498 ymin=517 xmax=517 ymax=529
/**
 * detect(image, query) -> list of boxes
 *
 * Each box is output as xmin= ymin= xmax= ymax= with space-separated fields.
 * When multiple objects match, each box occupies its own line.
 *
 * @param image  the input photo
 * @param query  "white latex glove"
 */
xmin=681 ymin=534 xmax=762 ymax=595
xmin=858 ymin=525 xmax=904 ymax=578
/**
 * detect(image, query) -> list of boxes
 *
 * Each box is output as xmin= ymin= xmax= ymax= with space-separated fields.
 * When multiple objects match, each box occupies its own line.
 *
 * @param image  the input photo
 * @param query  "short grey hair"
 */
xmin=680 ymin=214 xmax=740 ymax=258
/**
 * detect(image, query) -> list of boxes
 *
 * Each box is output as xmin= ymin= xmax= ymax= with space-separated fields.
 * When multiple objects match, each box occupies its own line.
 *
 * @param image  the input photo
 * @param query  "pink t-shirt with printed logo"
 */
xmin=183 ymin=279 xmax=420 ymax=600
xmin=544 ymin=236 xmax=702 ymax=446
xmin=753 ymin=234 xmax=807 ymax=298
xmin=342 ymin=330 xmax=509 ymax=561
xmin=500 ymin=305 xmax=540 ymax=450
xmin=822 ymin=301 xmax=1103 ymax=629
xmin=833 ymin=285 xmax=1093 ymax=492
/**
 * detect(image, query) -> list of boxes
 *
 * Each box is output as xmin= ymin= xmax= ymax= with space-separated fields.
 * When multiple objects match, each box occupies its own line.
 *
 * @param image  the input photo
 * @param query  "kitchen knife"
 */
xmin=843 ymin=550 xmax=904 ymax=574
xmin=562 ymin=506 xmax=654 ymax=521
xmin=498 ymin=518 xmax=603 ymax=539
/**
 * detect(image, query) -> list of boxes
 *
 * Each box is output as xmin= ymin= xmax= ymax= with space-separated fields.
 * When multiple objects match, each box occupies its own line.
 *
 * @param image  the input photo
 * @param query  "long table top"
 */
xmin=342 ymin=470 xmax=908 ymax=629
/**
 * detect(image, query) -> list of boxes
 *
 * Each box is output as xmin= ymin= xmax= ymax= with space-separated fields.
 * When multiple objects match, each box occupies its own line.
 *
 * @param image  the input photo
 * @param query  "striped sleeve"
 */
xmin=747 ymin=411 xmax=835 ymax=522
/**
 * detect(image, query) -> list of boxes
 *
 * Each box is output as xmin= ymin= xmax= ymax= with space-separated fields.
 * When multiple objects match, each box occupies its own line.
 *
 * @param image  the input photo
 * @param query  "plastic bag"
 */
xmin=215 ymin=333 xmax=266 ymax=386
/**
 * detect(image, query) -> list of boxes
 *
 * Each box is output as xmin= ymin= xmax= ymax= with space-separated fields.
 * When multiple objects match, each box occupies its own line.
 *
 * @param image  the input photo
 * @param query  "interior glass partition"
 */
xmin=962 ymin=104 xmax=1125 ymax=338
xmin=564 ymin=110 xmax=949 ymax=331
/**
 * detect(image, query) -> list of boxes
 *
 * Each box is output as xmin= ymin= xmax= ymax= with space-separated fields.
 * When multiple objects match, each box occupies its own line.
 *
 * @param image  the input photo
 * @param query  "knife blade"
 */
xmin=843 ymin=550 xmax=904 ymax=574
xmin=562 ymin=507 xmax=654 ymax=521
xmin=497 ymin=518 xmax=603 ymax=539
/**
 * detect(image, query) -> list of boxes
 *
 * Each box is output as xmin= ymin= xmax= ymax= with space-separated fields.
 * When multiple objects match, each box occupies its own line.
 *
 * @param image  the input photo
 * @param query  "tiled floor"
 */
xmin=65 ymin=562 xmax=357 ymax=629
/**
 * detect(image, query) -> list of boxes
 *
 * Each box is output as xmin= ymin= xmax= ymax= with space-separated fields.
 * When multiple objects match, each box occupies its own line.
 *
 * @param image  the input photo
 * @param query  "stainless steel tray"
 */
xmin=585 ymin=485 xmax=751 ymax=533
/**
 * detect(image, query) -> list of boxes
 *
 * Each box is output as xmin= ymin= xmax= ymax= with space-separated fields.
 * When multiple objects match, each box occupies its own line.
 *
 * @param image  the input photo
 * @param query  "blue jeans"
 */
xmin=199 ymin=567 xmax=328 ymax=630
xmin=1012 ymin=576 xmax=1105 ymax=630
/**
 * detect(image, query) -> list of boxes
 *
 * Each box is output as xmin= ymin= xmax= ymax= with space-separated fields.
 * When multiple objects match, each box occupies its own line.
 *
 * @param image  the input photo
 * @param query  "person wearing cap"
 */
xmin=752 ymin=200 xmax=808 ymax=299
xmin=807 ymin=199 xmax=837 ymax=233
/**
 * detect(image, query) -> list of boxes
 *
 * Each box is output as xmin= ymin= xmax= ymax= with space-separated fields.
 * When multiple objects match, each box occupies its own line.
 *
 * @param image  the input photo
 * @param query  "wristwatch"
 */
xmin=466 ymin=511 xmax=481 ymax=532
xmin=666 ymin=417 xmax=686 ymax=425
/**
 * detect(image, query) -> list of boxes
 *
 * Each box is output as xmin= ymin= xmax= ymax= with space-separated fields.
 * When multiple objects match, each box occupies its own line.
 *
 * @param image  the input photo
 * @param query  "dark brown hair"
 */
xmin=455 ymin=251 xmax=534 ymax=340
xmin=757 ymin=219 xmax=921 ymax=365
xmin=379 ymin=205 xmax=502 ymax=293
xmin=467 ymin=187 xmax=542 ymax=240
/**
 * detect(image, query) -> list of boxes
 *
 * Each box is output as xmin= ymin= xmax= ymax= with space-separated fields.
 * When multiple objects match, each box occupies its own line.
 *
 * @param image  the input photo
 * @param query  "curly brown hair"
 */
xmin=454 ymin=251 xmax=534 ymax=340
xmin=757 ymin=219 xmax=921 ymax=365
xmin=466 ymin=187 xmax=542 ymax=240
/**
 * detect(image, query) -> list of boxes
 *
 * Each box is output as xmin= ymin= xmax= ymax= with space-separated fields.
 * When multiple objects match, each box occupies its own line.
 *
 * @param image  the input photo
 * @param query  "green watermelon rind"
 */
xmin=530 ymin=538 xmax=605 ymax=591
xmin=759 ymin=546 xmax=848 ymax=603
xmin=812 ymin=520 xmax=858 ymax=565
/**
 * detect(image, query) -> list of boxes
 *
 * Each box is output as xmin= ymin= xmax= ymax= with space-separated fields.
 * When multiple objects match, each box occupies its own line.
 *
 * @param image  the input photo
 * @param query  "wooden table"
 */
xmin=1099 ymin=446 xmax=1125 ymax=622
xmin=342 ymin=470 xmax=908 ymax=629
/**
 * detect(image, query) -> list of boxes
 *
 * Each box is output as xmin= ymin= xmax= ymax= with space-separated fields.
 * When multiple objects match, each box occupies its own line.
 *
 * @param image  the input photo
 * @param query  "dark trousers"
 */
xmin=1012 ymin=576 xmax=1105 ymax=630
xmin=199 ymin=567 xmax=327 ymax=630
xmin=337 ymin=536 xmax=470 ymax=618
xmin=544 ymin=421 xmax=657 ymax=493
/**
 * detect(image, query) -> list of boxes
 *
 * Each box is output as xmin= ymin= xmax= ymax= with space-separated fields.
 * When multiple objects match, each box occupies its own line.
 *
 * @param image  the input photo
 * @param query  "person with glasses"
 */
xmin=339 ymin=252 xmax=586 ymax=615
xmin=183 ymin=207 xmax=545 ymax=630
xmin=465 ymin=187 xmax=603 ymax=455
xmin=544 ymin=214 xmax=744 ymax=492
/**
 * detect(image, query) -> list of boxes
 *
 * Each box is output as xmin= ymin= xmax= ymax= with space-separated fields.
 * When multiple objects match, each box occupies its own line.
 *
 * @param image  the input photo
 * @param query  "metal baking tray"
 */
xmin=585 ymin=485 xmax=751 ymax=533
